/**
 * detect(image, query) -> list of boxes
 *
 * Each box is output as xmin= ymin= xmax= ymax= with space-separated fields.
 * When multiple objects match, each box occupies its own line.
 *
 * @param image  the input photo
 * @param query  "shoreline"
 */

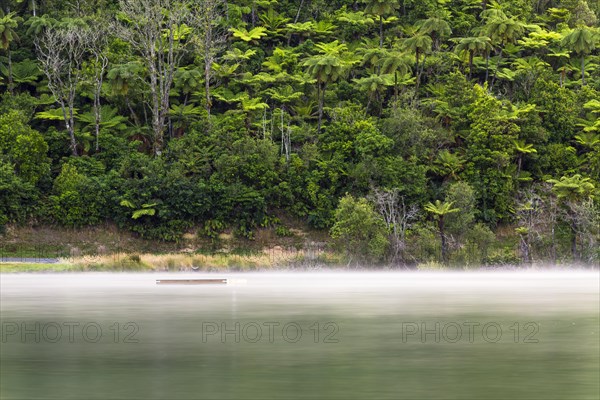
xmin=1 ymin=260 xmax=598 ymax=273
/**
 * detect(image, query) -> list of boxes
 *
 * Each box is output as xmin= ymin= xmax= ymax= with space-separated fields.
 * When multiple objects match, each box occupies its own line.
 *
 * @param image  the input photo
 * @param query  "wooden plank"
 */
xmin=156 ymin=279 xmax=227 ymax=285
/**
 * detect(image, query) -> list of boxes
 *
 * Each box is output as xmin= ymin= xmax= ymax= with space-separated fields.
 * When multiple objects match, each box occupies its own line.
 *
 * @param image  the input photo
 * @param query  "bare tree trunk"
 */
xmin=281 ymin=107 xmax=284 ymax=155
xmin=285 ymin=120 xmax=291 ymax=164
xmin=126 ymin=97 xmax=141 ymax=127
xmin=262 ymin=107 xmax=267 ymax=139
xmin=570 ymin=221 xmax=578 ymax=261
xmin=58 ymin=99 xmax=78 ymax=156
xmin=379 ymin=15 xmax=383 ymax=49
xmin=294 ymin=0 xmax=304 ymax=23
xmin=370 ymin=188 xmax=418 ymax=264
xmin=519 ymin=234 xmax=531 ymax=264
xmin=547 ymin=193 xmax=558 ymax=264
xmin=190 ymin=0 xmax=227 ymax=121
xmin=68 ymin=99 xmax=76 ymax=153
xmin=89 ymin=28 xmax=109 ymax=152
xmin=394 ymin=71 xmax=398 ymax=102
xmin=202 ymin=13 xmax=213 ymax=117
xmin=551 ymin=222 xmax=556 ymax=263
xmin=6 ymin=47 xmax=13 ymax=94
xmin=439 ymin=218 xmax=448 ymax=264
xmin=117 ymin=0 xmax=190 ymax=156
xmin=94 ymin=99 xmax=101 ymax=151
xmin=35 ymin=25 xmax=89 ymax=156
xmin=468 ymin=50 xmax=473 ymax=79
xmin=205 ymin=60 xmax=212 ymax=116
xmin=562 ymin=199 xmax=597 ymax=262
xmin=317 ymin=82 xmax=324 ymax=134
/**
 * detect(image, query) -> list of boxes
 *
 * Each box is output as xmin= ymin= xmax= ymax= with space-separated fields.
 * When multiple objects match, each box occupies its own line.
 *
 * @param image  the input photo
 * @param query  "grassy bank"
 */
xmin=0 ymin=223 xmax=341 ymax=272
xmin=0 ymin=249 xmax=344 ymax=272
xmin=0 ymin=262 xmax=82 ymax=272
xmin=68 ymin=250 xmax=342 ymax=271
xmin=1 ymin=224 xmax=597 ymax=272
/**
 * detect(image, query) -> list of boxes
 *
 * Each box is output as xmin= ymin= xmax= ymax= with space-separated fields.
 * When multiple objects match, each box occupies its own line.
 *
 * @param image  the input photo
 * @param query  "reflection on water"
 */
xmin=1 ymin=271 xmax=599 ymax=399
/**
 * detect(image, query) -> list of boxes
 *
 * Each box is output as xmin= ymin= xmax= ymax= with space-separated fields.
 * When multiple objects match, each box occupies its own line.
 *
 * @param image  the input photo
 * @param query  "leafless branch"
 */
xmin=35 ymin=25 xmax=90 ymax=156
xmin=370 ymin=187 xmax=419 ymax=264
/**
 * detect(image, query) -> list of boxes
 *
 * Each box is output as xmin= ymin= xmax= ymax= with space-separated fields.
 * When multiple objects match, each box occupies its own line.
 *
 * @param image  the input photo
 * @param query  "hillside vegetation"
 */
xmin=1 ymin=0 xmax=599 ymax=265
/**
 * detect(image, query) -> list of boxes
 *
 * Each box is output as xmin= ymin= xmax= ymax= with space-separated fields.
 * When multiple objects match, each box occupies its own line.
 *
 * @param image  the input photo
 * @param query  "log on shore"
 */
xmin=156 ymin=279 xmax=227 ymax=285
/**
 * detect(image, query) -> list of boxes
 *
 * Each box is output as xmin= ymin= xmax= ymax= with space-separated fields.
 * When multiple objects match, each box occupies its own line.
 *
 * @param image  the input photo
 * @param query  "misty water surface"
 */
xmin=1 ymin=271 xmax=598 ymax=399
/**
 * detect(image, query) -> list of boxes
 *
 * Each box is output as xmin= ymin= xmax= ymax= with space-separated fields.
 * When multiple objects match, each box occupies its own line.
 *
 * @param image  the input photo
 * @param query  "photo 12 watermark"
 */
xmin=201 ymin=321 xmax=340 ymax=344
xmin=1 ymin=321 xmax=140 ymax=344
xmin=400 ymin=321 xmax=540 ymax=343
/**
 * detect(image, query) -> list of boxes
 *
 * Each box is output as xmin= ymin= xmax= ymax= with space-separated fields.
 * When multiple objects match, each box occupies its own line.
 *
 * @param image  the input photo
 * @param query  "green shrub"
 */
xmin=464 ymin=223 xmax=497 ymax=263
xmin=0 ymin=160 xmax=39 ymax=225
xmin=406 ymin=225 xmax=439 ymax=262
xmin=275 ymin=225 xmax=293 ymax=237
xmin=330 ymin=194 xmax=389 ymax=263
xmin=484 ymin=248 xmax=521 ymax=266
xmin=416 ymin=261 xmax=447 ymax=270
xmin=0 ymin=110 xmax=50 ymax=185
xmin=48 ymin=163 xmax=107 ymax=227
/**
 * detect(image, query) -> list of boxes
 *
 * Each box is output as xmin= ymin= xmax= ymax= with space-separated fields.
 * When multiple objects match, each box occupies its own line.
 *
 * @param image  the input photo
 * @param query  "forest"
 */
xmin=0 ymin=0 xmax=598 ymax=266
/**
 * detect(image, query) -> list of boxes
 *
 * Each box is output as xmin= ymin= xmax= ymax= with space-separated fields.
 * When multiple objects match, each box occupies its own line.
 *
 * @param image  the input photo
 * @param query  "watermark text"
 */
xmin=1 ymin=321 xmax=140 ymax=343
xmin=400 ymin=321 xmax=539 ymax=343
xmin=201 ymin=321 xmax=340 ymax=343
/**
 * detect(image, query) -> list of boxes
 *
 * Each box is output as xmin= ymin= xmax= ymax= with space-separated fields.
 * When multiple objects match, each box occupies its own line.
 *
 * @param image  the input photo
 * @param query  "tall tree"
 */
xmin=353 ymin=73 xmax=394 ymax=115
xmin=370 ymin=188 xmax=419 ymax=264
xmin=361 ymin=0 xmax=398 ymax=48
xmin=87 ymin=24 xmax=109 ymax=152
xmin=35 ymin=22 xmax=89 ymax=156
xmin=479 ymin=14 xmax=526 ymax=87
xmin=424 ymin=200 xmax=459 ymax=264
xmin=417 ymin=12 xmax=451 ymax=51
xmin=302 ymin=40 xmax=353 ymax=133
xmin=513 ymin=139 xmax=536 ymax=176
xmin=116 ymin=0 xmax=190 ymax=155
xmin=378 ymin=48 xmax=412 ymax=101
xmin=454 ymin=36 xmax=492 ymax=79
xmin=561 ymin=26 xmax=599 ymax=86
xmin=547 ymin=174 xmax=596 ymax=260
xmin=189 ymin=0 xmax=227 ymax=118
xmin=0 ymin=10 xmax=21 ymax=94
xmin=403 ymin=33 xmax=432 ymax=88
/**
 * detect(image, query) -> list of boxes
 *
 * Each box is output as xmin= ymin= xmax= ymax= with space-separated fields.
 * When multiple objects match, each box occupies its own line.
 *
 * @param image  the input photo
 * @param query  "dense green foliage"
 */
xmin=1 ymin=0 xmax=599 ymax=264
xmin=331 ymin=194 xmax=389 ymax=262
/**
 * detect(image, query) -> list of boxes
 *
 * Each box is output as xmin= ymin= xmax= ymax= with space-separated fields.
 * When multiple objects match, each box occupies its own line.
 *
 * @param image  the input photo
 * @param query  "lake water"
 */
xmin=1 ymin=271 xmax=599 ymax=399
